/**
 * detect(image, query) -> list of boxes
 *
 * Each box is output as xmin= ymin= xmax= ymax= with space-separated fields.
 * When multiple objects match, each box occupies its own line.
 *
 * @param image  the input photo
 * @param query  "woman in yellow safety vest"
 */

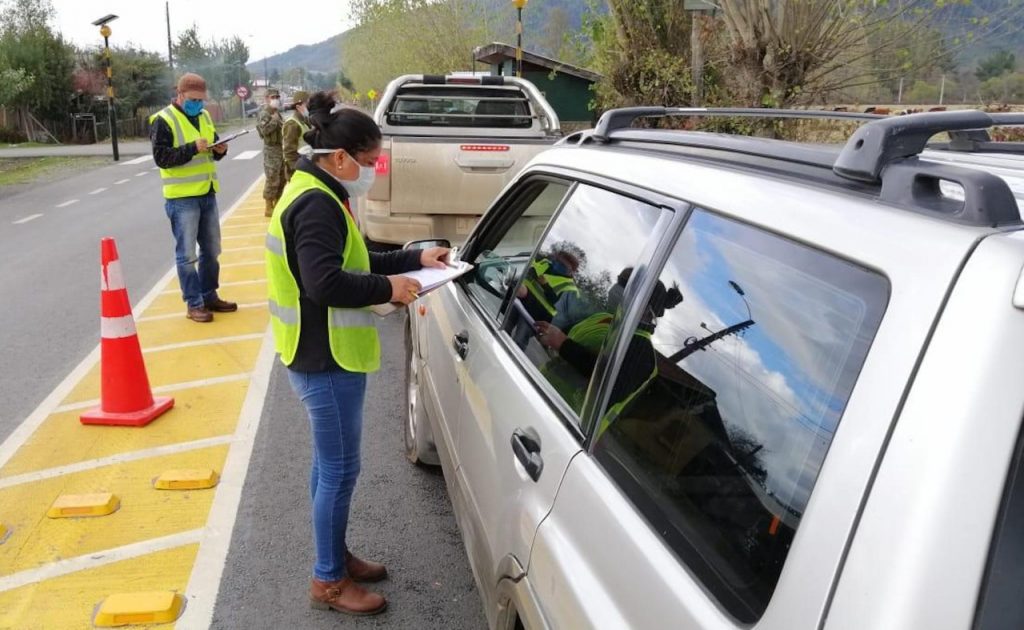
xmin=265 ymin=91 xmax=449 ymax=617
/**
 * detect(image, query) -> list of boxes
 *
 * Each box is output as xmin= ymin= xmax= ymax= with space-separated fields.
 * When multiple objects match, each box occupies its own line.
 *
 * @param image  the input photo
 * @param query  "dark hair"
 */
xmin=303 ymin=91 xmax=381 ymax=158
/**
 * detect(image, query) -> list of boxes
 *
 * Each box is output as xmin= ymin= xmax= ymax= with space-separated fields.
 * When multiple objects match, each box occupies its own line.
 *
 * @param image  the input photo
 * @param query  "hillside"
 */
xmin=248 ymin=0 xmax=594 ymax=76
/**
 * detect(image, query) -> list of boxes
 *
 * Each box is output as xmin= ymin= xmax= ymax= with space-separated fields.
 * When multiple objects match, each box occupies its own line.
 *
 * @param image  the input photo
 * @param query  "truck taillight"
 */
xmin=460 ymin=145 xmax=510 ymax=152
xmin=376 ymin=154 xmax=390 ymax=176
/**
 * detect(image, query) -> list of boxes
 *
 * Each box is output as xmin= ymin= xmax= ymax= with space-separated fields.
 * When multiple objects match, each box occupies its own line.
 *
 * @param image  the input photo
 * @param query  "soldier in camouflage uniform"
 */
xmin=282 ymin=90 xmax=311 ymax=182
xmin=257 ymin=88 xmax=286 ymax=217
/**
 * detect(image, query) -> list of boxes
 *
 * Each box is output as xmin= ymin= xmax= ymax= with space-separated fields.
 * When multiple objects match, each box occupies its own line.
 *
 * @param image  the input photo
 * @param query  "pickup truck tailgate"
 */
xmin=390 ymin=139 xmax=551 ymax=215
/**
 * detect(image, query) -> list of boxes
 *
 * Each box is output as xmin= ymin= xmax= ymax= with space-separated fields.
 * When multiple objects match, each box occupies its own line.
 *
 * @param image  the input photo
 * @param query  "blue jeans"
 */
xmin=287 ymin=367 xmax=367 ymax=581
xmin=164 ymin=193 xmax=222 ymax=309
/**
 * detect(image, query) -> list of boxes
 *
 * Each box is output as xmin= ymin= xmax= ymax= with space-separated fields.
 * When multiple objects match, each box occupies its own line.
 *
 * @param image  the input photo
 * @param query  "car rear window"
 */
xmin=385 ymin=86 xmax=533 ymax=129
xmin=592 ymin=209 xmax=889 ymax=623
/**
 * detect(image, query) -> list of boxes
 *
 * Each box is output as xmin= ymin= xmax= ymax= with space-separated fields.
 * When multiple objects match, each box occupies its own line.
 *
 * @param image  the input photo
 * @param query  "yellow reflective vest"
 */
xmin=265 ymin=170 xmax=380 ymax=372
xmin=149 ymin=105 xmax=219 ymax=199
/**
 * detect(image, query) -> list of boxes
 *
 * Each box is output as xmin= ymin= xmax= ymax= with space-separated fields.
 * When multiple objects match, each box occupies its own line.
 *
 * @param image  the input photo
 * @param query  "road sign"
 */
xmin=367 ymin=89 xmax=378 ymax=101
xmin=236 ymin=85 xmax=250 ymax=100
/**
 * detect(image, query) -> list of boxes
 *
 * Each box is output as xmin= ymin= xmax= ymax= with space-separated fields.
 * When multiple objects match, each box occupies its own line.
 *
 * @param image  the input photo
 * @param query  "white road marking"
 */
xmin=55 ymin=199 xmax=78 ymax=208
xmin=151 ymin=166 xmax=160 ymax=171
xmin=218 ymin=261 xmax=263 ymax=269
xmin=222 ymin=245 xmax=263 ymax=253
xmin=0 ymin=529 xmax=204 ymax=593
xmin=89 ymin=187 xmax=107 ymax=195
xmin=122 ymin=155 xmax=152 ymax=165
xmin=12 ymin=214 xmax=43 ymax=225
xmin=135 ymin=172 xmax=148 ymax=177
xmin=52 ymin=372 xmax=254 ymax=414
xmin=0 ymin=436 xmax=235 ymax=491
xmin=143 ymin=333 xmax=265 ymax=354
xmin=232 ymin=150 xmax=261 ymax=161
xmin=221 ymin=233 xmax=266 ymax=240
xmin=114 ymin=178 xmax=131 ymax=185
xmin=222 ymin=222 xmax=269 ymax=229
xmin=180 ymin=328 xmax=276 ymax=628
xmin=160 ymin=278 xmax=266 ymax=296
xmin=134 ymin=301 xmax=264 ymax=322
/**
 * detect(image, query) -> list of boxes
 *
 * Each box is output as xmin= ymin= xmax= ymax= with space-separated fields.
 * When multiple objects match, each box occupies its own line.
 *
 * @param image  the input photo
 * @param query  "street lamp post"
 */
xmin=92 ymin=14 xmax=119 ymax=161
xmin=512 ymin=0 xmax=528 ymax=78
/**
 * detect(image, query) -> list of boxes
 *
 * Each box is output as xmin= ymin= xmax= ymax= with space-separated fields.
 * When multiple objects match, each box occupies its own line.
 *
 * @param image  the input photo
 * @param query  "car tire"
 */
xmin=405 ymin=316 xmax=435 ymax=466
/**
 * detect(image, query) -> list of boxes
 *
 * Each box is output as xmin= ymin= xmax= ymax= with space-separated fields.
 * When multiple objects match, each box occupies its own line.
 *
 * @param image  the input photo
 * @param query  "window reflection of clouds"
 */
xmin=653 ymin=211 xmax=887 ymax=514
xmin=543 ymin=185 xmax=663 ymax=288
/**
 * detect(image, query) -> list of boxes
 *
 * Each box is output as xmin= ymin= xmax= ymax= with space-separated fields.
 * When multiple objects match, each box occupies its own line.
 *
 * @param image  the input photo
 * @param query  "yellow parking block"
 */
xmin=93 ymin=591 xmax=185 ymax=627
xmin=47 ymin=493 xmax=120 ymax=519
xmin=1 ymin=380 xmax=247 ymax=476
xmin=136 ymin=307 xmax=268 ymax=346
xmin=60 ymin=338 xmax=260 ymax=405
xmin=154 ymin=468 xmax=219 ymax=490
xmin=0 ymin=445 xmax=227 ymax=577
xmin=0 ymin=544 xmax=197 ymax=630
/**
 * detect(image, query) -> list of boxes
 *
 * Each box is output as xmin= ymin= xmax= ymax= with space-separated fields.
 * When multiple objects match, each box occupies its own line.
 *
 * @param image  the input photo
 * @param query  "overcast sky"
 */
xmin=51 ymin=0 xmax=355 ymax=65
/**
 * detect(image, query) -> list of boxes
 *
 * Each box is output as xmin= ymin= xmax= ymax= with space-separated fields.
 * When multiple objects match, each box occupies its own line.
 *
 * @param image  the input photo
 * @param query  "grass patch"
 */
xmin=0 ymin=156 xmax=107 ymax=187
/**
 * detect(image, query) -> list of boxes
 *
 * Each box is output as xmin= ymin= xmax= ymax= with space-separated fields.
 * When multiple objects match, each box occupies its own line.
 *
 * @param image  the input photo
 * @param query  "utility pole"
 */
xmin=93 ymin=14 xmax=120 ymax=162
xmin=512 ymin=0 xmax=528 ymax=78
xmin=165 ymin=1 xmax=173 ymax=72
xmin=939 ymin=74 xmax=946 ymax=106
xmin=669 ymin=320 xmax=755 ymax=363
xmin=897 ymin=77 xmax=904 ymax=105
xmin=691 ymin=11 xmax=705 ymax=106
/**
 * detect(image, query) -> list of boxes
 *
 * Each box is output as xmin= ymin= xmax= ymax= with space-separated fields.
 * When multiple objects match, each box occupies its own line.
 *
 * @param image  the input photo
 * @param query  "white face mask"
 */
xmin=313 ymin=150 xmax=377 ymax=198
xmin=269 ymin=98 xmax=281 ymax=109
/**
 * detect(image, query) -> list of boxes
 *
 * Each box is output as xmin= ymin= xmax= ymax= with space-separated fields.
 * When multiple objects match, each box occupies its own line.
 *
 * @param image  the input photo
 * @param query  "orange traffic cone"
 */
xmin=80 ymin=238 xmax=174 ymax=427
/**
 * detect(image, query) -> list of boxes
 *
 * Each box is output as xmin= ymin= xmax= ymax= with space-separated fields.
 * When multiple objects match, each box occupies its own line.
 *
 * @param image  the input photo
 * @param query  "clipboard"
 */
xmin=213 ymin=129 xmax=250 ymax=145
xmin=370 ymin=261 xmax=474 ymax=317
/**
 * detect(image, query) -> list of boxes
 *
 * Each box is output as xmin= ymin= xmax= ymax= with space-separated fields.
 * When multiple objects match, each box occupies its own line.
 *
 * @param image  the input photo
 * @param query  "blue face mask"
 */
xmin=548 ymin=259 xmax=571 ymax=277
xmin=182 ymin=99 xmax=204 ymax=117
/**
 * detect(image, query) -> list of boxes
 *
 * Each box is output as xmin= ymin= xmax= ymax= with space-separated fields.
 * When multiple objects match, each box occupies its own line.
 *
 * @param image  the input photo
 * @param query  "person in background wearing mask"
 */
xmin=257 ymin=87 xmax=286 ymax=216
xmin=265 ymin=91 xmax=450 ymax=616
xmin=149 ymin=72 xmax=237 ymax=323
xmin=282 ymin=90 xmax=311 ymax=182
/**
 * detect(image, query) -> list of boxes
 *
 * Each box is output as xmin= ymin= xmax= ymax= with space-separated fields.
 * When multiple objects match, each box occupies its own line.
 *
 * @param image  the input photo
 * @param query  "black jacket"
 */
xmin=282 ymin=157 xmax=421 ymax=372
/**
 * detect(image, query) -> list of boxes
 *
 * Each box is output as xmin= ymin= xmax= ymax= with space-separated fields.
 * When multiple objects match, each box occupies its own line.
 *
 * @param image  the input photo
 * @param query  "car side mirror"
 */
xmin=403 ymin=239 xmax=451 ymax=251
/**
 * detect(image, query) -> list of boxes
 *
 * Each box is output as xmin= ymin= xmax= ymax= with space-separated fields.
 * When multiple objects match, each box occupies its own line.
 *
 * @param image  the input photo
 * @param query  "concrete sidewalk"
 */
xmin=0 ymin=141 xmax=152 ymax=159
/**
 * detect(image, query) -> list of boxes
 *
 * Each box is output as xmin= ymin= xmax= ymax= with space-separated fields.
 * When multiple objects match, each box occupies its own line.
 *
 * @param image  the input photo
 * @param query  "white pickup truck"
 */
xmin=363 ymin=74 xmax=561 ymax=245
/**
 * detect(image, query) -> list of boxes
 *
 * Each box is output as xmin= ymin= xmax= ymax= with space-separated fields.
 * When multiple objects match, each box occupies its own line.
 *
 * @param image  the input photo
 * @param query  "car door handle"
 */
xmin=452 ymin=330 xmax=469 ymax=360
xmin=511 ymin=428 xmax=543 ymax=482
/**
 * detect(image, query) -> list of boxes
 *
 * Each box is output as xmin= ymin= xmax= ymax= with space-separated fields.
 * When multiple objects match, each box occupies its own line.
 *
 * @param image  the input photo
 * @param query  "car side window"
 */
xmin=465 ymin=181 xmax=570 ymax=320
xmin=592 ymin=210 xmax=889 ymax=623
xmin=503 ymin=184 xmax=663 ymax=419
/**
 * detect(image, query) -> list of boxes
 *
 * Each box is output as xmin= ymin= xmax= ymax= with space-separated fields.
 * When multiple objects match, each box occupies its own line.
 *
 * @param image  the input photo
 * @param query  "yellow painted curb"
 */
xmin=0 ymin=521 xmax=9 ymax=544
xmin=93 ymin=591 xmax=185 ymax=627
xmin=154 ymin=468 xmax=220 ymax=490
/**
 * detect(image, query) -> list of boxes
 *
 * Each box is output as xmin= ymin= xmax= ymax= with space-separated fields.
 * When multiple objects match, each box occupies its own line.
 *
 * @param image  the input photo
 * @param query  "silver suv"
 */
xmin=403 ymin=108 xmax=1024 ymax=630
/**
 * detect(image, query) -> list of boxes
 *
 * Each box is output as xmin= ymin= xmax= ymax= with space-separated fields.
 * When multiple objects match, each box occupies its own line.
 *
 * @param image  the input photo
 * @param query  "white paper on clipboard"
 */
xmin=213 ymin=129 xmax=251 ymax=145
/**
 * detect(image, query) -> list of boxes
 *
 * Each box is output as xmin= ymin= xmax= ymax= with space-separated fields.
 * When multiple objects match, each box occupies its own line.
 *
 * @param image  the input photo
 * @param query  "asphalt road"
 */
xmin=212 ymin=314 xmax=485 ymax=629
xmin=0 ymin=133 xmax=263 ymax=442
xmin=0 ymin=134 xmax=485 ymax=628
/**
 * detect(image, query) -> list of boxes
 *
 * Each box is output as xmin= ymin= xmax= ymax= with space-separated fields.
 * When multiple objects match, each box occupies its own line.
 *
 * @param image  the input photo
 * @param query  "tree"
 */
xmin=0 ymin=0 xmax=75 ymax=119
xmin=976 ymin=50 xmax=1017 ymax=82
xmin=0 ymin=51 xmax=32 ymax=106
xmin=342 ymin=0 xmax=496 ymax=92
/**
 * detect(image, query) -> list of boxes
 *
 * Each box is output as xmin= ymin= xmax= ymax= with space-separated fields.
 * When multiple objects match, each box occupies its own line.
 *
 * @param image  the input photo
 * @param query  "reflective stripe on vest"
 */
xmin=265 ymin=170 xmax=380 ymax=372
xmin=524 ymin=259 xmax=579 ymax=316
xmin=149 ymin=106 xmax=219 ymax=199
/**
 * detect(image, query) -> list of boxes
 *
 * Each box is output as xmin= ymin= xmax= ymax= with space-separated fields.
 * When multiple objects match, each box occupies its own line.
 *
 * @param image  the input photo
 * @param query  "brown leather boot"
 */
xmin=205 ymin=297 xmax=238 ymax=313
xmin=309 ymin=577 xmax=387 ymax=616
xmin=186 ymin=306 xmax=213 ymax=323
xmin=264 ymin=198 xmax=274 ymax=217
xmin=346 ymin=551 xmax=388 ymax=583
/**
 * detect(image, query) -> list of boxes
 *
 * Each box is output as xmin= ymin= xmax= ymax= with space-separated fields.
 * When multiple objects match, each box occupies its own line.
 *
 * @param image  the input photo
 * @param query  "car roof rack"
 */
xmin=929 ymin=113 xmax=1024 ymax=155
xmin=585 ymin=107 xmax=1023 ymax=228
